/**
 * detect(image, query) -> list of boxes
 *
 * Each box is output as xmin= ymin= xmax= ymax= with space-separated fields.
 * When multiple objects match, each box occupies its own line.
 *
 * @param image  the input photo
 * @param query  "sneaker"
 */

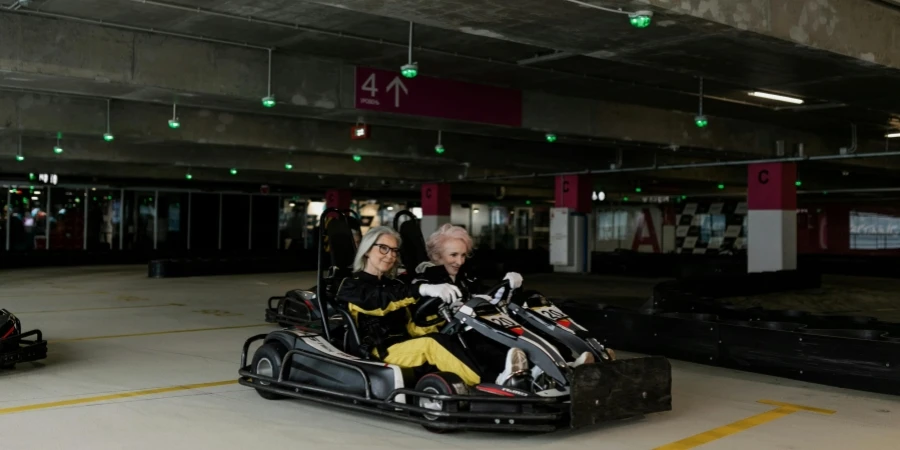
xmin=495 ymin=348 xmax=528 ymax=385
xmin=568 ymin=351 xmax=595 ymax=368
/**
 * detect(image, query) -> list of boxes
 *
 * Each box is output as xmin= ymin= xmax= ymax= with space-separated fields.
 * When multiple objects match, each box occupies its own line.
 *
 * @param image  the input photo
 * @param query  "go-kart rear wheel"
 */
xmin=414 ymin=372 xmax=468 ymax=433
xmin=251 ymin=341 xmax=289 ymax=400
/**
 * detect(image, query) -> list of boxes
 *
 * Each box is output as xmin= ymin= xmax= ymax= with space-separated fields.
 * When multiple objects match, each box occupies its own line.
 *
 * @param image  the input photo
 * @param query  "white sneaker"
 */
xmin=568 ymin=351 xmax=595 ymax=368
xmin=495 ymin=348 xmax=528 ymax=385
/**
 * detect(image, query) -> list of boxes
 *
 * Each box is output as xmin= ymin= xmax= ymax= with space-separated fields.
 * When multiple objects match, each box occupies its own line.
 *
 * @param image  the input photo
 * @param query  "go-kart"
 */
xmin=239 ymin=214 xmax=672 ymax=432
xmin=1 ymin=309 xmax=48 ymax=369
xmin=265 ymin=208 xmax=359 ymax=328
xmin=239 ymin=280 xmax=672 ymax=432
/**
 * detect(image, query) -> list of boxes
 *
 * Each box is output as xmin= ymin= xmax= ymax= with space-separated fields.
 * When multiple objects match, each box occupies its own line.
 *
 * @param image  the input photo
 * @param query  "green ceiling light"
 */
xmin=635 ymin=187 xmax=642 ymax=193
xmin=629 ymin=10 xmax=653 ymax=28
xmin=795 ymin=180 xmax=802 ymax=187
xmin=104 ymin=100 xmax=114 ymax=142
xmin=401 ymin=63 xmax=418 ymax=78
xmin=53 ymin=145 xmax=63 ymax=154
xmin=262 ymin=95 xmax=276 ymax=108
xmin=623 ymin=196 xmax=629 ymax=202
xmin=169 ymin=102 xmax=180 ymax=129
xmin=352 ymin=154 xmax=362 ymax=162
xmin=694 ymin=115 xmax=708 ymax=128
xmin=284 ymin=162 xmax=293 ymax=170
xmin=526 ymin=200 xmax=532 ymax=205
xmin=434 ymin=144 xmax=445 ymax=154
xmin=717 ymin=183 xmax=725 ymax=190
xmin=15 ymin=155 xmax=23 ymax=162
xmin=229 ymin=168 xmax=238 ymax=175
xmin=185 ymin=173 xmax=192 ymax=180
xmin=545 ymin=133 xmax=557 ymax=143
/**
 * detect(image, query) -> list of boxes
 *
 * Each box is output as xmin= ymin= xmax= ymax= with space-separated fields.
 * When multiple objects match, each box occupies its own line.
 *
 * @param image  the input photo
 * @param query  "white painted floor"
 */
xmin=2 ymin=266 xmax=899 ymax=449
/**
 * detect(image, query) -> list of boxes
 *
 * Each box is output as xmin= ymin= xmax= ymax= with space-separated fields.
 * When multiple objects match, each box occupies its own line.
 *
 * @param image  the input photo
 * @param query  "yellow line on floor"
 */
xmin=49 ymin=323 xmax=272 ymax=343
xmin=15 ymin=303 xmax=185 ymax=315
xmin=654 ymin=400 xmax=836 ymax=450
xmin=0 ymin=380 xmax=239 ymax=416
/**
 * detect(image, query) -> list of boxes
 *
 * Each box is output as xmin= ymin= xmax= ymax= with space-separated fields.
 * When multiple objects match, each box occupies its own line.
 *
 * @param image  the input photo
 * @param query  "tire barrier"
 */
xmin=560 ymin=270 xmax=900 ymax=396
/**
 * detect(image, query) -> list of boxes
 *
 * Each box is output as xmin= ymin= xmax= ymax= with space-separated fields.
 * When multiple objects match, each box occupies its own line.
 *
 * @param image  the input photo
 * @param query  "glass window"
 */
xmin=122 ymin=191 xmax=156 ymax=250
xmin=280 ymin=197 xmax=307 ymax=250
xmin=850 ymin=211 xmax=900 ymax=250
xmin=8 ymin=186 xmax=47 ymax=251
xmin=48 ymin=188 xmax=85 ymax=250
xmin=250 ymin=195 xmax=279 ymax=250
xmin=189 ymin=193 xmax=220 ymax=251
xmin=86 ymin=189 xmax=121 ymax=250
xmin=156 ymin=192 xmax=189 ymax=251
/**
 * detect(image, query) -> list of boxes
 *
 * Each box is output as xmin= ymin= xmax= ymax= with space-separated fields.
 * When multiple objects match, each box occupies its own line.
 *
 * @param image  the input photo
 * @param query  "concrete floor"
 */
xmin=2 ymin=266 xmax=899 ymax=449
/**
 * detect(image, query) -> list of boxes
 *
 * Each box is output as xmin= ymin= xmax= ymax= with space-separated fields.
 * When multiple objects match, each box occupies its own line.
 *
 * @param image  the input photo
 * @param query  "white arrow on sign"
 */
xmin=386 ymin=76 xmax=408 ymax=108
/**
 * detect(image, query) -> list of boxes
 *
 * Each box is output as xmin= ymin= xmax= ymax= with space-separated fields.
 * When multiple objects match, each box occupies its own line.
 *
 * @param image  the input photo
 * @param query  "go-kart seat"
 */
xmin=398 ymin=219 xmax=429 ymax=270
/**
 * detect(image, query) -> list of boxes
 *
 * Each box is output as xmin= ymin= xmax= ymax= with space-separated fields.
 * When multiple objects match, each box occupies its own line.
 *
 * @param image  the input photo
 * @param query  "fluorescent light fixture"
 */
xmin=748 ymin=91 xmax=804 ymax=104
xmin=886 ymin=132 xmax=900 ymax=138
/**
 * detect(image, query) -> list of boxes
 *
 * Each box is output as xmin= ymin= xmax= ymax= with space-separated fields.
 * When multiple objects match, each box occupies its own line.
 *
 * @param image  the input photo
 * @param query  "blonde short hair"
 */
xmin=425 ymin=223 xmax=473 ymax=263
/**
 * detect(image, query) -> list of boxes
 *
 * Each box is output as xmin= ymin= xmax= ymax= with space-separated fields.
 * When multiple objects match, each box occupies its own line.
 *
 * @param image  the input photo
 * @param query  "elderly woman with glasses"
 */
xmin=335 ymin=225 xmax=485 ymax=386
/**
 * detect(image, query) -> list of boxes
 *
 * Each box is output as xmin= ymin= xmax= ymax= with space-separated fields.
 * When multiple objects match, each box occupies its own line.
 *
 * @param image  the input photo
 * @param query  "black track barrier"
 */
xmin=590 ymin=251 xmax=900 ymax=280
xmin=560 ymin=268 xmax=900 ymax=396
xmin=148 ymin=249 xmax=317 ymax=278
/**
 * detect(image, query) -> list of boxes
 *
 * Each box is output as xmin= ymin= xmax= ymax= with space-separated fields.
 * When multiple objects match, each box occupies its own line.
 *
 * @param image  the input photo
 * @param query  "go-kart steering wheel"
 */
xmin=412 ymin=296 xmax=450 ymax=327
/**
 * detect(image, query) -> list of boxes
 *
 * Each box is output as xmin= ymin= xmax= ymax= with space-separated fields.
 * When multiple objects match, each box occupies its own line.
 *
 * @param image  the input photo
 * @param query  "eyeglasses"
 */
xmin=373 ymin=243 xmax=400 ymax=256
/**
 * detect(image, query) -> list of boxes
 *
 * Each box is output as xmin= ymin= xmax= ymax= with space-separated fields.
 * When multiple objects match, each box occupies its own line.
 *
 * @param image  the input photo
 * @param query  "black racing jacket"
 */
xmin=335 ymin=271 xmax=438 ymax=357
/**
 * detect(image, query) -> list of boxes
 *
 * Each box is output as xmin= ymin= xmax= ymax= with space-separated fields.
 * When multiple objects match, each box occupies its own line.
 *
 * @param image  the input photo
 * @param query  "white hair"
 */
xmin=353 ymin=226 xmax=403 ymax=277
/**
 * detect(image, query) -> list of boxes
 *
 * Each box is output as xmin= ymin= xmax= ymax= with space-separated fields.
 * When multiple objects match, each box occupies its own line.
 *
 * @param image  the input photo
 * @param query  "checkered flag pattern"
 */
xmin=675 ymin=201 xmax=747 ymax=254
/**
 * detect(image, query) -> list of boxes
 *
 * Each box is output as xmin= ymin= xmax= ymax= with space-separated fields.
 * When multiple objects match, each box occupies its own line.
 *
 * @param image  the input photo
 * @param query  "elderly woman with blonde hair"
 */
xmin=415 ymin=223 xmax=530 ymax=386
xmin=416 ymin=223 xmax=597 ymax=382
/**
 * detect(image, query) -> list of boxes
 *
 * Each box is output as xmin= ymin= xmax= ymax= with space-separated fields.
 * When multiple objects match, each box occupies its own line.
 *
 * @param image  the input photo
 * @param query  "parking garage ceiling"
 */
xmin=1 ymin=0 xmax=900 ymax=201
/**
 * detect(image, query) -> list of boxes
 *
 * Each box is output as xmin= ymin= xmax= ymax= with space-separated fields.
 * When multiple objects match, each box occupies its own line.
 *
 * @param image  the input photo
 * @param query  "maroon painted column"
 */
xmin=325 ymin=189 xmax=351 ymax=211
xmin=551 ymin=174 xmax=592 ymax=272
xmin=420 ymin=183 xmax=451 ymax=237
xmin=747 ymin=162 xmax=797 ymax=273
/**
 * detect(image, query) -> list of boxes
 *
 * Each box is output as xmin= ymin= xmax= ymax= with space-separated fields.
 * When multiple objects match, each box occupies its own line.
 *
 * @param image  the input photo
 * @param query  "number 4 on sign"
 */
xmin=362 ymin=73 xmax=378 ymax=97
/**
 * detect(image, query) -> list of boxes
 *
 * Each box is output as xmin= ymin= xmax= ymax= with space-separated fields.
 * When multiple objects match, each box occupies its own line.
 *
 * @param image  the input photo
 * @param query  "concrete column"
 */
xmin=420 ymin=183 xmax=450 ymax=237
xmin=325 ymin=189 xmax=351 ymax=211
xmin=551 ymin=174 xmax=592 ymax=273
xmin=747 ymin=162 xmax=797 ymax=273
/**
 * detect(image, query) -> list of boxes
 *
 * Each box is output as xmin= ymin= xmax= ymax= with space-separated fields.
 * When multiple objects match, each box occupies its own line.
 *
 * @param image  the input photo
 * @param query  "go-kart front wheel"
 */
xmin=414 ymin=372 xmax=468 ymax=433
xmin=251 ymin=341 xmax=288 ymax=400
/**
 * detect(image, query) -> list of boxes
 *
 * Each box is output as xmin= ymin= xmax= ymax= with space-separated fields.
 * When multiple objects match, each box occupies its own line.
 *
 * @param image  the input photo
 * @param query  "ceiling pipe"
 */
xmin=6 ymin=2 xmax=772 ymax=110
xmin=446 ymin=150 xmax=900 ymax=183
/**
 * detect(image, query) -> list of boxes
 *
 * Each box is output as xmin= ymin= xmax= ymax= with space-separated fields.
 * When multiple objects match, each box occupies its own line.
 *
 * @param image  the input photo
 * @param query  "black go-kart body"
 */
xmin=241 ymin=209 xmax=673 ymax=432
xmin=264 ymin=208 xmax=360 ymax=328
xmin=1 ymin=309 xmax=48 ymax=369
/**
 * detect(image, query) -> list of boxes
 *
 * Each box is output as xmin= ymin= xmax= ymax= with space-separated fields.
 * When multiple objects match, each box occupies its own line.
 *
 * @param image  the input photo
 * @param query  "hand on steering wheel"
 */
xmin=418 ymin=283 xmax=462 ymax=304
xmin=503 ymin=272 xmax=523 ymax=290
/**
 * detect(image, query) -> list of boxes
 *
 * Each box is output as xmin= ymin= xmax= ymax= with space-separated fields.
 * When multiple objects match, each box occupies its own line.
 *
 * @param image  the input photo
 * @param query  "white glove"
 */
xmin=472 ymin=294 xmax=499 ymax=305
xmin=415 ymin=261 xmax=435 ymax=274
xmin=419 ymin=283 xmax=462 ymax=304
xmin=503 ymin=272 xmax=523 ymax=290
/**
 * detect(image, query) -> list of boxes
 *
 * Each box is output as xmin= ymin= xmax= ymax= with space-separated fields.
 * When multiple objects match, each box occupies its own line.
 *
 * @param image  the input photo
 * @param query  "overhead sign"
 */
xmin=354 ymin=66 xmax=522 ymax=127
